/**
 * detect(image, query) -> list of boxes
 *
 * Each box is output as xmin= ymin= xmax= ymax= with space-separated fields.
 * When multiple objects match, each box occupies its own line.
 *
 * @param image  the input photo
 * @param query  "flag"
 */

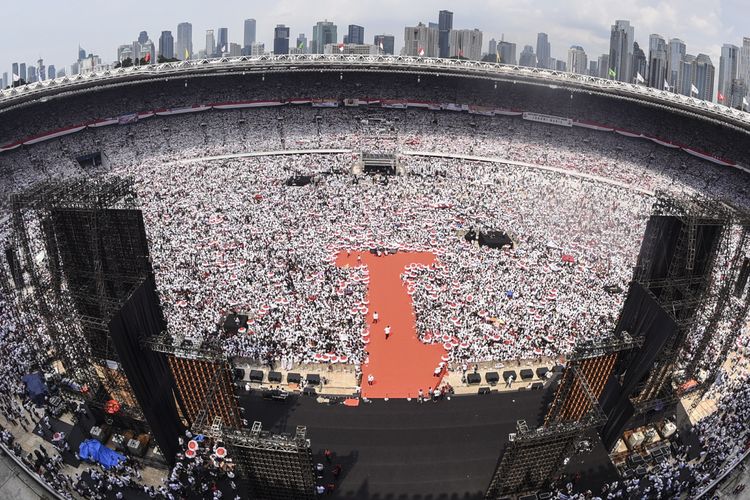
xmin=608 ymin=67 xmax=616 ymax=78
xmin=338 ymin=43 xmax=344 ymax=53
xmin=298 ymin=41 xmax=304 ymax=49
xmin=664 ymin=79 xmax=671 ymax=91
xmin=418 ymin=47 xmax=425 ymax=57
xmin=458 ymin=49 xmax=464 ymax=58
xmin=691 ymin=84 xmax=699 ymax=95
xmin=379 ymin=41 xmax=384 ymax=50
xmin=185 ymin=48 xmax=190 ymax=59
xmin=144 ymin=52 xmax=151 ymax=63
xmin=744 ymin=96 xmax=749 ymax=108
xmin=636 ymin=72 xmax=644 ymax=83
xmin=718 ymin=91 xmax=725 ymax=102
xmin=12 ymin=73 xmax=20 ymax=82
xmin=496 ymin=49 xmax=500 ymax=63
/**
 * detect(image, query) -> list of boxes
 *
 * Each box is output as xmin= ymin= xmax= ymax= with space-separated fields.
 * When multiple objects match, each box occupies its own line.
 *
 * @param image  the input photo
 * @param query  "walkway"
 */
xmin=336 ymin=251 xmax=446 ymax=398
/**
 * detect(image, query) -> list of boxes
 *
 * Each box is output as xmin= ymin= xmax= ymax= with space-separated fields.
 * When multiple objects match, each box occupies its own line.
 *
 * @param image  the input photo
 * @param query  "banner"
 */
xmin=522 ymin=112 xmax=572 ymax=127
xmin=212 ymin=100 xmax=285 ymax=109
xmin=88 ymin=118 xmax=120 ymax=128
xmin=118 ymin=113 xmax=139 ymax=125
xmin=468 ymin=105 xmax=495 ymax=116
xmin=23 ymin=125 xmax=87 ymax=145
xmin=381 ymin=99 xmax=408 ymax=109
xmin=311 ymin=98 xmax=339 ymax=108
xmin=442 ymin=103 xmax=463 ymax=112
xmin=572 ymin=120 xmax=613 ymax=131
xmin=155 ymin=105 xmax=211 ymax=116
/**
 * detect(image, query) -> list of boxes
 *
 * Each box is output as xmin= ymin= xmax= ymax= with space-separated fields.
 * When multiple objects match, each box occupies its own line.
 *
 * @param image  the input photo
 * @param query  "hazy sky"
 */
xmin=1 ymin=0 xmax=748 ymax=78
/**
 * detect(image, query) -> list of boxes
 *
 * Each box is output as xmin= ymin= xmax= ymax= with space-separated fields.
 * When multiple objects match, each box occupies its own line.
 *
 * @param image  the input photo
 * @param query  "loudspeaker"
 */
xmin=303 ymin=387 xmax=317 ymax=396
xmin=520 ymin=369 xmax=534 ymax=380
xmin=485 ymin=372 xmax=499 ymax=384
xmin=268 ymin=371 xmax=282 ymax=383
xmin=467 ymin=373 xmax=481 ymax=384
xmin=306 ymin=374 xmax=321 ymax=385
xmin=249 ymin=370 xmax=264 ymax=382
xmin=478 ymin=387 xmax=491 ymax=395
xmin=287 ymin=372 xmax=302 ymax=384
xmin=233 ymin=368 xmax=245 ymax=380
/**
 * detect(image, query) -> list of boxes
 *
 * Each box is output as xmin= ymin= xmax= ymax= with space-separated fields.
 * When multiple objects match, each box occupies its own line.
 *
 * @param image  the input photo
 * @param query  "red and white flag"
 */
xmin=418 ymin=47 xmax=425 ymax=57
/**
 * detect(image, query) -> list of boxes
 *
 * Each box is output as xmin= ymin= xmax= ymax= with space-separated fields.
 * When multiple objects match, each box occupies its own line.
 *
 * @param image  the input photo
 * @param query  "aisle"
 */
xmin=337 ymin=251 xmax=446 ymax=398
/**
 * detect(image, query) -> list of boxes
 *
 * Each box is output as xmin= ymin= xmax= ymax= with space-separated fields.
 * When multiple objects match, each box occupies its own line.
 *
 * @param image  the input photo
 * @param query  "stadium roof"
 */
xmin=1 ymin=54 xmax=749 ymax=132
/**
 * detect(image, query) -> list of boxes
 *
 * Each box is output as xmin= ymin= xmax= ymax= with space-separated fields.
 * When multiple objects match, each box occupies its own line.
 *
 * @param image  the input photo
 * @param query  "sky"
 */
xmin=1 ymin=0 xmax=748 ymax=79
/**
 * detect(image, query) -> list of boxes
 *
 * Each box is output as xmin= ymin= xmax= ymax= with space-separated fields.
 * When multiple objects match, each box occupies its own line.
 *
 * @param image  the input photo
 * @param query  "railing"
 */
xmin=1 ymin=54 xmax=749 ymax=129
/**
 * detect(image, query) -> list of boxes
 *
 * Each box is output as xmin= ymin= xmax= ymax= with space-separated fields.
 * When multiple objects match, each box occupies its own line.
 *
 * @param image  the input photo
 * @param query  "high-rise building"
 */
xmin=667 ymin=38 xmax=686 ymax=91
xmin=37 ymin=59 xmax=45 ymax=81
xmin=244 ymin=19 xmax=257 ymax=54
xmin=693 ymin=53 xmax=715 ymax=101
xmin=448 ymin=29 xmax=482 ymax=60
xmin=567 ymin=45 xmax=587 ymax=74
xmin=205 ymin=30 xmax=216 ymax=58
xmin=159 ymin=31 xmax=175 ymax=60
xmin=730 ymin=78 xmax=747 ymax=108
xmin=374 ymin=34 xmax=395 ymax=55
xmin=679 ymin=54 xmax=696 ymax=96
xmin=138 ymin=31 xmax=149 ymax=45
xmin=141 ymin=39 xmax=156 ymax=64
xmin=48 ymin=65 xmax=55 ymax=80
xmin=519 ymin=45 xmax=536 ymax=67
xmin=589 ymin=60 xmax=598 ymax=77
xmin=438 ymin=10 xmax=453 ymax=58
xmin=2 ymin=72 xmax=7 ymax=88
xmin=217 ymin=28 xmax=229 ymax=54
xmin=632 ymin=42 xmax=647 ymax=83
xmin=347 ymin=25 xmax=364 ymax=45
xmin=648 ymin=34 xmax=667 ymax=89
xmin=312 ymin=20 xmax=337 ymax=54
xmin=295 ymin=34 xmax=308 ymax=53
xmin=740 ymin=37 xmax=750 ymax=104
xmin=227 ymin=43 xmax=240 ymax=57
xmin=719 ymin=43 xmax=740 ymax=104
xmin=118 ymin=45 xmax=134 ymax=62
xmin=250 ymin=42 xmax=265 ymax=56
xmin=78 ymin=46 xmax=87 ymax=61
xmin=12 ymin=63 xmax=19 ymax=80
xmin=536 ymin=33 xmax=550 ymax=69
xmin=555 ymin=60 xmax=566 ymax=71
xmin=274 ymin=25 xmax=290 ymax=55
xmin=27 ymin=66 xmax=37 ymax=83
xmin=597 ymin=54 xmax=610 ymax=79
xmin=404 ymin=23 xmax=439 ymax=57
xmin=19 ymin=63 xmax=26 ymax=82
xmin=176 ymin=22 xmax=193 ymax=60
xmin=488 ymin=38 xmax=497 ymax=58
xmin=608 ymin=20 xmax=634 ymax=82
xmin=497 ymin=41 xmax=516 ymax=65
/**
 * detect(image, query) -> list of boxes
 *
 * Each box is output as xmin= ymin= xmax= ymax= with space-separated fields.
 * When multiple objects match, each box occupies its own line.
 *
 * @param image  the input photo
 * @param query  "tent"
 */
xmin=79 ymin=439 xmax=125 ymax=469
xmin=22 ymin=373 xmax=48 ymax=405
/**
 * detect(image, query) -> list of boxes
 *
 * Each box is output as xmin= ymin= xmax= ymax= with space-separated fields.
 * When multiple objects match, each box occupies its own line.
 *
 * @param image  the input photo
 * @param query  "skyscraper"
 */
xmin=740 ymin=37 xmax=750 ymax=103
xmin=597 ymin=54 xmax=610 ymax=78
xmin=37 ymin=59 xmax=45 ymax=81
xmin=244 ymin=19 xmax=257 ymax=54
xmin=488 ymin=38 xmax=497 ymax=58
xmin=27 ymin=66 xmax=37 ymax=83
xmin=138 ymin=31 xmax=149 ymax=45
xmin=78 ymin=46 xmax=87 ymax=61
xmin=19 ymin=63 xmax=26 ymax=82
xmin=648 ymin=34 xmax=667 ymax=89
xmin=719 ymin=43 xmax=740 ymax=103
xmin=667 ymin=38 xmax=686 ymax=91
xmin=295 ymin=34 xmax=308 ymax=53
xmin=347 ymin=25 xmax=364 ymax=45
xmin=159 ymin=31 xmax=175 ymax=60
xmin=497 ymin=41 xmax=516 ymax=65
xmin=438 ymin=10 xmax=453 ymax=58
xmin=567 ymin=46 xmax=587 ymax=74
xmin=679 ymin=54 xmax=696 ymax=96
xmin=312 ymin=20 xmax=337 ymax=54
xmin=448 ymin=29 xmax=483 ymax=60
xmin=404 ymin=23 xmax=439 ymax=57
xmin=274 ymin=25 xmax=290 ymax=55
xmin=632 ymin=42 xmax=647 ymax=83
xmin=48 ymin=65 xmax=55 ymax=80
xmin=12 ymin=63 xmax=18 ymax=80
xmin=589 ymin=60 xmax=598 ymax=77
xmin=608 ymin=20 xmax=634 ymax=82
xmin=374 ymin=35 xmax=395 ymax=55
xmin=693 ymin=53 xmax=715 ymax=101
xmin=206 ymin=29 xmax=216 ymax=58
xmin=519 ymin=45 xmax=536 ymax=67
xmin=536 ymin=33 xmax=550 ymax=69
xmin=2 ymin=72 xmax=8 ymax=88
xmin=176 ymin=22 xmax=193 ymax=60
xmin=217 ymin=28 xmax=229 ymax=54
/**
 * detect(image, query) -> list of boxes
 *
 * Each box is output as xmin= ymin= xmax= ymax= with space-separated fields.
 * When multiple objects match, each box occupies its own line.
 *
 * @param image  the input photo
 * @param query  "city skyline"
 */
xmin=2 ymin=0 xmax=748 ymax=90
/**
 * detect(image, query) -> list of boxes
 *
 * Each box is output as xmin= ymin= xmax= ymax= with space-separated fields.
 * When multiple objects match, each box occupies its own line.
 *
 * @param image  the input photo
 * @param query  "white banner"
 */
xmin=522 ymin=112 xmax=572 ymax=127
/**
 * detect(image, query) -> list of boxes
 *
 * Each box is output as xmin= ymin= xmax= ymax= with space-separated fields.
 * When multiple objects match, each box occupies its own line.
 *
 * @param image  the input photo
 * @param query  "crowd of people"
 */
xmin=0 ymin=100 xmax=748 ymax=499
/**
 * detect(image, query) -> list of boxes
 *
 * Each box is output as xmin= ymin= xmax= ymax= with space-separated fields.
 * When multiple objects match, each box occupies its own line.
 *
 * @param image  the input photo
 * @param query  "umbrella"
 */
xmin=215 ymin=447 xmax=227 ymax=458
xmin=441 ymin=354 xmax=451 ymax=362
xmin=187 ymin=440 xmax=199 ymax=451
xmin=314 ymin=353 xmax=323 ymax=361
xmin=185 ymin=449 xmax=196 ymax=459
xmin=443 ymin=342 xmax=453 ymax=350
xmin=339 ymin=356 xmax=349 ymax=363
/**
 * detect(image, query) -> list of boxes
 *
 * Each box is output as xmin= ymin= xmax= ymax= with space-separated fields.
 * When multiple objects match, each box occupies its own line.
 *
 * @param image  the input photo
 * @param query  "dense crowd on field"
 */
xmin=0 ymin=102 xmax=749 ymax=498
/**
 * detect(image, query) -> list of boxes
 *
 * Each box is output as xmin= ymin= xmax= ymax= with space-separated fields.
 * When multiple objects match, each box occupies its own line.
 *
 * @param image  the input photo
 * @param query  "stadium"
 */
xmin=1 ymin=54 xmax=749 ymax=499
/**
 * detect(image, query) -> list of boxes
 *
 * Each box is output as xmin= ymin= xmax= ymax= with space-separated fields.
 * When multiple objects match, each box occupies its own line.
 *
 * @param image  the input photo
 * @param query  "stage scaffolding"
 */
xmin=8 ymin=177 xmax=147 ymax=420
xmin=145 ymin=332 xmax=242 ymax=430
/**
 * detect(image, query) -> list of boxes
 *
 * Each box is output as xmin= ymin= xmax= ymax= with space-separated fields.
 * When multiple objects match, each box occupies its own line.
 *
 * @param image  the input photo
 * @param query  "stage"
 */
xmin=240 ymin=386 xmax=618 ymax=498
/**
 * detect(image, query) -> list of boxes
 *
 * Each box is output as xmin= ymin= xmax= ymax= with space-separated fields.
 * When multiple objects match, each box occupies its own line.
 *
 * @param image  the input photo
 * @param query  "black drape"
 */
xmin=108 ymin=275 xmax=184 ymax=465
xmin=635 ymin=216 xmax=682 ymax=283
xmin=599 ymin=282 xmax=677 ymax=449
